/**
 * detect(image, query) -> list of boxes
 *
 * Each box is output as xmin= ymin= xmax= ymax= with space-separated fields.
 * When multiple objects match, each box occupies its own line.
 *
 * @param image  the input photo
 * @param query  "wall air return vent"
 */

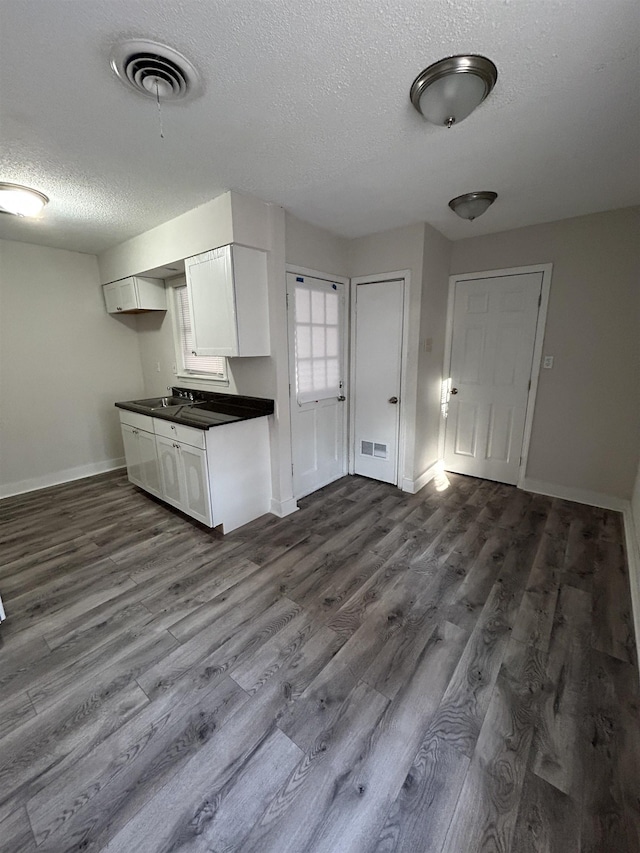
xmin=110 ymin=40 xmax=202 ymax=102
xmin=361 ymin=441 xmax=389 ymax=459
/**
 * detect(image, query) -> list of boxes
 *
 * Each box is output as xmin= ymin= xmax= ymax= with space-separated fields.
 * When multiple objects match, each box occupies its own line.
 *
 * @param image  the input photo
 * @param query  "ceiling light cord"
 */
xmin=156 ymin=80 xmax=165 ymax=140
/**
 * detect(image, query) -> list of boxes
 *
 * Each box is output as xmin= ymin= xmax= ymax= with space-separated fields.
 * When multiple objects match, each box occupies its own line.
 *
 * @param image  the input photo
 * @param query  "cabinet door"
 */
xmin=137 ymin=429 xmax=161 ymax=497
xmin=156 ymin=436 xmax=182 ymax=508
xmin=185 ymin=247 xmax=239 ymax=357
xmin=121 ymin=424 xmax=143 ymax=486
xmin=180 ymin=445 xmax=212 ymax=525
xmin=103 ymin=282 xmax=121 ymax=313
xmin=118 ymin=278 xmax=138 ymax=311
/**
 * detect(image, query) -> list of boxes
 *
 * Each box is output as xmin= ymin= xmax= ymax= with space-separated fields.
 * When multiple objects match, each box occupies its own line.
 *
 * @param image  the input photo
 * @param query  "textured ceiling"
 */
xmin=0 ymin=0 xmax=638 ymax=255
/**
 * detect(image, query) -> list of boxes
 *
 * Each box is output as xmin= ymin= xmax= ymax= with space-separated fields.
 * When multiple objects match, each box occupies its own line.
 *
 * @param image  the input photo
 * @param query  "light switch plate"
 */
xmin=543 ymin=355 xmax=554 ymax=369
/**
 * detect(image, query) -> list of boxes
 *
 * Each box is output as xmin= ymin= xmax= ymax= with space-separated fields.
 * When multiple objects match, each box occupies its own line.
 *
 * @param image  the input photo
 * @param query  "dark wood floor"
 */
xmin=0 ymin=470 xmax=638 ymax=852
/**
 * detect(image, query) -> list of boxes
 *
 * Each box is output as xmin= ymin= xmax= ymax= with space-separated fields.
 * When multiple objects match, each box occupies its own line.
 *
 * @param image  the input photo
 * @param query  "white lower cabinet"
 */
xmin=118 ymin=410 xmax=270 ymax=533
xmin=120 ymin=421 xmax=162 ymax=498
xmin=155 ymin=434 xmax=212 ymax=526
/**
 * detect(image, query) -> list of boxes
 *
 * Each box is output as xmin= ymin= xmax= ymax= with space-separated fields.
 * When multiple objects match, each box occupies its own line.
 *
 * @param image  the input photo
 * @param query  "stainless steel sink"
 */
xmin=132 ymin=396 xmax=189 ymax=410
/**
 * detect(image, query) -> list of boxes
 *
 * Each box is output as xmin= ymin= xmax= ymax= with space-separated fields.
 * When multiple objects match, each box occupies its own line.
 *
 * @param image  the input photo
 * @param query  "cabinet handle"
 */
xmin=171 ymin=425 xmax=176 ymax=430
xmin=191 ymin=350 xmax=198 ymax=356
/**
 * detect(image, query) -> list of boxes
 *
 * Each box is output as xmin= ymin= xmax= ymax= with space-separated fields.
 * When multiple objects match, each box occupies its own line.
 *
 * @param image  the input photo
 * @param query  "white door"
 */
xmin=444 ymin=272 xmax=543 ymax=484
xmin=353 ymin=279 xmax=404 ymax=484
xmin=287 ymin=272 xmax=348 ymax=498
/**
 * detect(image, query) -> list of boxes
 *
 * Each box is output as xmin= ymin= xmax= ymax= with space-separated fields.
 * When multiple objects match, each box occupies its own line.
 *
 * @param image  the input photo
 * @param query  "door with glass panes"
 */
xmin=287 ymin=273 xmax=348 ymax=498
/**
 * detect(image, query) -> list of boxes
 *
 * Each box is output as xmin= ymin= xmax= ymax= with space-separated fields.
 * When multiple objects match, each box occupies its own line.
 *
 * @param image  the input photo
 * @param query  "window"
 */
xmin=173 ymin=284 xmax=227 ymax=380
xmin=294 ymin=281 xmax=341 ymax=404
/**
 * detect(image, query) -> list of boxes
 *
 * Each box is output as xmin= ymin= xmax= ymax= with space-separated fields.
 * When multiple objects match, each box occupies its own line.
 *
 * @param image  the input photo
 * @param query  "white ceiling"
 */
xmin=1 ymin=0 xmax=638 ymax=255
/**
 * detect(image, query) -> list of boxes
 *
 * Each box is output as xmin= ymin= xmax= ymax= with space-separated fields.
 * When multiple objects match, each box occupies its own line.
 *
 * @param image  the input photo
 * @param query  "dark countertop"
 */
xmin=115 ymin=388 xmax=274 ymax=430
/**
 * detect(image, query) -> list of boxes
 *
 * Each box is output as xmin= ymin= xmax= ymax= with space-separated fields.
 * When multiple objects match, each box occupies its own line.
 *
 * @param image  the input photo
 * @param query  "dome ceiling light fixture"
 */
xmin=448 ymin=191 xmax=498 ymax=221
xmin=110 ymin=40 xmax=202 ymax=102
xmin=410 ymin=54 xmax=498 ymax=128
xmin=0 ymin=182 xmax=49 ymax=217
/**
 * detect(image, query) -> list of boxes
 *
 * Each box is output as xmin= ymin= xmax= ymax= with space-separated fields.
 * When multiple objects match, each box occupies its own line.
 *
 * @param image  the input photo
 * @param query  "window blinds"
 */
xmin=176 ymin=286 xmax=226 ymax=376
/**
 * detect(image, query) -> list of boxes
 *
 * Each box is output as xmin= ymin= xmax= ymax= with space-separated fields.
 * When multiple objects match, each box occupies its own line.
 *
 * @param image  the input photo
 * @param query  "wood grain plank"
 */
xmin=241 ymin=681 xmax=390 ymax=853
xmin=0 ymin=806 xmax=37 ymax=852
xmin=441 ymin=638 xmax=547 ymax=853
xmin=27 ymin=676 xmax=249 ymax=851
xmin=302 ymin=621 xmax=468 ymax=853
xmin=101 ymin=629 xmax=343 ymax=853
xmin=530 ymin=584 xmax=591 ymax=796
xmin=512 ymin=770 xmax=581 ymax=853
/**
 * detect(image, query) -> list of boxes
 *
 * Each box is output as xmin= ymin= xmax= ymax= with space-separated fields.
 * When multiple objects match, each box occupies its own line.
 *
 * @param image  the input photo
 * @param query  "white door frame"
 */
xmin=439 ymin=263 xmax=553 ymax=489
xmin=349 ymin=270 xmax=411 ymax=487
xmin=286 ymin=265 xmax=350 ymax=497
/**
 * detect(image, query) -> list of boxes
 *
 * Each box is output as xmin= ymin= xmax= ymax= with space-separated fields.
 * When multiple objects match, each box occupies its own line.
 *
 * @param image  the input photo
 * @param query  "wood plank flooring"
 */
xmin=0 ymin=470 xmax=638 ymax=852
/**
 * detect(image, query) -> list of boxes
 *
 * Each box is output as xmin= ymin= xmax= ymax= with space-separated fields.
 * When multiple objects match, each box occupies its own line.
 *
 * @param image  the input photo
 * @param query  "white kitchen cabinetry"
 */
xmin=103 ymin=276 xmax=166 ymax=314
xmin=118 ymin=410 xmax=271 ymax=533
xmin=155 ymin=429 xmax=212 ymax=526
xmin=119 ymin=412 xmax=161 ymax=498
xmin=184 ymin=244 xmax=269 ymax=357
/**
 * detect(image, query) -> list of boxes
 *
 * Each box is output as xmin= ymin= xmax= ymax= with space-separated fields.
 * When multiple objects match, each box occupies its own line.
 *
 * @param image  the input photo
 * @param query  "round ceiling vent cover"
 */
xmin=110 ymin=40 xmax=202 ymax=102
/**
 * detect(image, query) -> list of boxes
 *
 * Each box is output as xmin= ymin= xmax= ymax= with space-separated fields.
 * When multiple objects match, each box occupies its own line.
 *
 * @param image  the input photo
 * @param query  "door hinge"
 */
xmin=291 ymin=463 xmax=294 ymax=475
xmin=538 ymin=293 xmax=542 ymax=308
xmin=528 ymin=379 xmax=531 ymax=391
xmin=286 ymin=292 xmax=289 ymax=309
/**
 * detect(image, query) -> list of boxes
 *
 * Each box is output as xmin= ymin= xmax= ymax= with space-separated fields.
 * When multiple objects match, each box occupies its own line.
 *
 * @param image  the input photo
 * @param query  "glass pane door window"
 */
xmin=294 ymin=281 xmax=343 ymax=404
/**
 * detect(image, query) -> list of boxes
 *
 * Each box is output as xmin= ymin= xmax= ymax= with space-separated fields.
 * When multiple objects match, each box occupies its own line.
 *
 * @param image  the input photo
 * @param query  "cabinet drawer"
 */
xmin=119 ymin=410 xmax=155 ymax=432
xmin=153 ymin=418 xmax=206 ymax=449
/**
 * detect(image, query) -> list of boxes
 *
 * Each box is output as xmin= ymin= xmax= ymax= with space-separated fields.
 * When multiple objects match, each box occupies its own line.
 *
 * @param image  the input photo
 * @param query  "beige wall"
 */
xmin=415 ymin=224 xmax=452 ymax=479
xmin=0 ymin=239 xmax=145 ymax=497
xmin=450 ymin=208 xmax=640 ymax=499
xmin=285 ymin=213 xmax=350 ymax=278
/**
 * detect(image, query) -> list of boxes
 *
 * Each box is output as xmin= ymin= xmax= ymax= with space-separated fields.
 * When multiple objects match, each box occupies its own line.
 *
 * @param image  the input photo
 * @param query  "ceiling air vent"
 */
xmin=110 ymin=40 xmax=202 ymax=102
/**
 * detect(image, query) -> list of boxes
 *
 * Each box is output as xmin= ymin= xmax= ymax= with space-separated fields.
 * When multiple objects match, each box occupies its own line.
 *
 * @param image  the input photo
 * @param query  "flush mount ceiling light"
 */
xmin=110 ymin=40 xmax=202 ymax=101
xmin=410 ymin=55 xmax=497 ymax=127
xmin=0 ymin=182 xmax=49 ymax=217
xmin=448 ymin=191 xmax=498 ymax=221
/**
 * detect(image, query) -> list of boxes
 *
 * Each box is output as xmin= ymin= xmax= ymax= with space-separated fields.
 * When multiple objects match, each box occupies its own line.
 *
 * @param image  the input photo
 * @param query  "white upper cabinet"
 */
xmin=184 ymin=244 xmax=270 ymax=357
xmin=103 ymin=276 xmax=166 ymax=314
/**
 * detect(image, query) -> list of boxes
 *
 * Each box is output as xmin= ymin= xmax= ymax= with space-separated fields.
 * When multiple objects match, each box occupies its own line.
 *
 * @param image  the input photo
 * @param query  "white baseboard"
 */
xmin=401 ymin=461 xmax=441 ymax=495
xmin=622 ymin=503 xmax=640 ymax=676
xmin=0 ymin=457 xmax=126 ymax=500
xmin=270 ymin=496 xmax=299 ymax=518
xmin=520 ymin=478 xmax=628 ymax=512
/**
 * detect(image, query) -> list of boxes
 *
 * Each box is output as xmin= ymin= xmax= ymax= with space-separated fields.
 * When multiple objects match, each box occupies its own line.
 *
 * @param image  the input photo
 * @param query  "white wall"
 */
xmin=415 ymin=224 xmax=452 ymax=481
xmin=285 ymin=212 xmax=350 ymax=277
xmin=450 ymin=208 xmax=640 ymax=501
xmin=0 ymin=239 xmax=145 ymax=497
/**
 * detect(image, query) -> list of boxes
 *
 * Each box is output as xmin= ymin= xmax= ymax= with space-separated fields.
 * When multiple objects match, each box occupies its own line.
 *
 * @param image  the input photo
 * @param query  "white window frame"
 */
xmin=169 ymin=276 xmax=229 ymax=386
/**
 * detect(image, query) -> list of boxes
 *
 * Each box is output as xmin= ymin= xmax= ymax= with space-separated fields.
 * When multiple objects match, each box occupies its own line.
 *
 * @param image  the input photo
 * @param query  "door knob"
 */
xmin=388 ymin=396 xmax=398 ymax=404
xmin=337 ymin=395 xmax=346 ymax=402
xmin=450 ymin=387 xmax=459 ymax=395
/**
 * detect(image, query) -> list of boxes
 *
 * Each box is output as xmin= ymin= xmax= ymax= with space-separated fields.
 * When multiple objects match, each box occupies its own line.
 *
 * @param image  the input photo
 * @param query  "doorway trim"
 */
xmin=349 ymin=270 xmax=411 ymax=487
xmin=440 ymin=263 xmax=553 ymax=489
xmin=286 ymin=264 xmax=350 ymax=499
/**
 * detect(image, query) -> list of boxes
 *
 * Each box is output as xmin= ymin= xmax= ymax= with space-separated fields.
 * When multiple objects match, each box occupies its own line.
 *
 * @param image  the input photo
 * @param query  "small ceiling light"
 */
xmin=410 ymin=55 xmax=497 ymax=127
xmin=448 ymin=191 xmax=498 ymax=221
xmin=0 ymin=182 xmax=49 ymax=217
